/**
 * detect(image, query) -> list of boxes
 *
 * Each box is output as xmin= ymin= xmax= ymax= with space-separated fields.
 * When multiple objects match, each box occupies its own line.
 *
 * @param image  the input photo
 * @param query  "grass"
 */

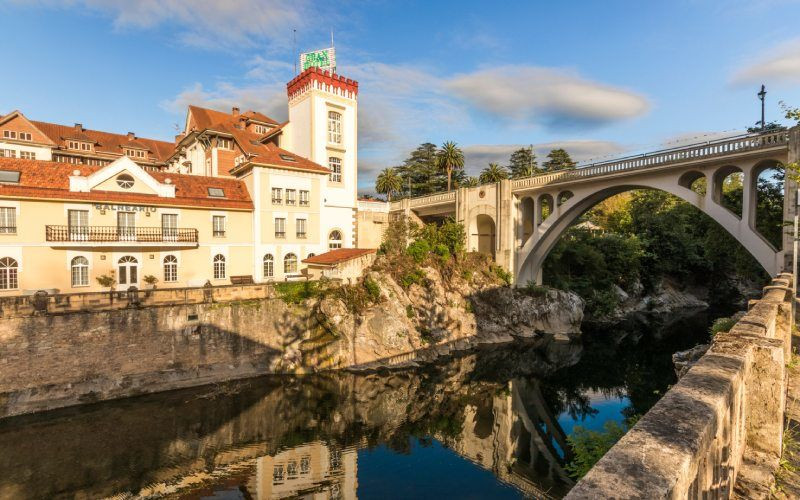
xmin=710 ymin=316 xmax=738 ymax=337
xmin=274 ymin=281 xmax=321 ymax=304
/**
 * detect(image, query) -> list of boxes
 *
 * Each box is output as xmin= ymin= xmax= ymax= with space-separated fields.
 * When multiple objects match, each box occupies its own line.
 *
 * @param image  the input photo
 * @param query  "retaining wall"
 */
xmin=566 ymin=274 xmax=793 ymax=499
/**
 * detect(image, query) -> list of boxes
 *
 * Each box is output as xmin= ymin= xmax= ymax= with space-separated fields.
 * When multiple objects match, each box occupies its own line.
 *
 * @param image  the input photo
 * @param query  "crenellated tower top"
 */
xmin=286 ymin=67 xmax=359 ymax=103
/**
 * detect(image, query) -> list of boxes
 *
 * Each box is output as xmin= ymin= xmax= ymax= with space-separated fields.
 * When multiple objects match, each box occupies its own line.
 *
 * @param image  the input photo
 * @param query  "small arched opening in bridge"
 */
xmin=519 ymin=197 xmax=535 ymax=246
xmin=712 ymin=165 xmax=744 ymax=219
xmin=557 ymin=191 xmax=574 ymax=207
xmin=751 ymin=160 xmax=785 ymax=250
xmin=538 ymin=194 xmax=554 ymax=224
xmin=678 ymin=171 xmax=706 ymax=196
xmin=471 ymin=214 xmax=496 ymax=257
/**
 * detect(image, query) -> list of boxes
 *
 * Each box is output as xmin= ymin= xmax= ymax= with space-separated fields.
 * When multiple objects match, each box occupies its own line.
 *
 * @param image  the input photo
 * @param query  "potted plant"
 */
xmin=96 ymin=272 xmax=116 ymax=302
xmin=143 ymin=275 xmax=159 ymax=290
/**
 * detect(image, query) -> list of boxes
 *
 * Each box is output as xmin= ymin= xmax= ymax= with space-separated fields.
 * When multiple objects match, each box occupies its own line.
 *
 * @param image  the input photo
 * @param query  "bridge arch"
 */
xmin=516 ymin=178 xmax=781 ymax=285
xmin=519 ymin=197 xmax=535 ymax=246
xmin=557 ymin=190 xmax=574 ymax=207
xmin=537 ymin=193 xmax=554 ymax=224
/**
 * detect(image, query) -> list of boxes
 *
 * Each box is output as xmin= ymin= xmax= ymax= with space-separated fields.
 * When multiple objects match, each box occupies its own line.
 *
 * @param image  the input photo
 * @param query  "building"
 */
xmin=0 ymin=66 xmax=370 ymax=295
xmin=302 ymin=248 xmax=377 ymax=282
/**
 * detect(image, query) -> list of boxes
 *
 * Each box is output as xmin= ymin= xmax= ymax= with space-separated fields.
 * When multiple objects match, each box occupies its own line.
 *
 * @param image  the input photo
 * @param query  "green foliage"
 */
xmin=143 ymin=275 xmax=158 ymax=286
xmin=491 ymin=265 xmax=512 ymax=286
xmin=379 ymin=217 xmax=409 ymax=256
xmin=522 ymin=282 xmax=549 ymax=298
xmin=400 ymin=269 xmax=426 ymax=288
xmin=436 ymin=140 xmax=465 ymax=191
xmin=375 ymin=167 xmax=403 ymax=201
xmin=461 ymin=176 xmax=479 ymax=188
xmin=406 ymin=239 xmax=431 ymax=263
xmin=274 ymin=281 xmax=320 ymax=304
xmin=508 ymin=146 xmax=540 ymax=178
xmin=542 ymin=148 xmax=576 ymax=171
xmin=96 ymin=273 xmax=116 ymax=288
xmin=566 ymin=420 xmax=629 ymax=479
xmin=710 ymin=316 xmax=737 ymax=337
xmin=406 ymin=304 xmax=416 ymax=318
xmin=418 ymin=327 xmax=434 ymax=344
xmin=412 ymin=218 xmax=466 ymax=256
xmin=364 ymin=277 xmax=381 ymax=302
xmin=478 ymin=162 xmax=509 ymax=184
xmin=394 ymin=142 xmax=467 ymax=197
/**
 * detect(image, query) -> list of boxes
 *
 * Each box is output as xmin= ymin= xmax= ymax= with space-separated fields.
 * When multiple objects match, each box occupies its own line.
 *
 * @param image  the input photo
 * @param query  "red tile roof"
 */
xmin=0 ymin=158 xmax=252 ymax=210
xmin=216 ymin=124 xmax=329 ymax=176
xmin=302 ymin=248 xmax=376 ymax=266
xmin=30 ymin=121 xmax=175 ymax=163
xmin=188 ymin=105 xmax=279 ymax=131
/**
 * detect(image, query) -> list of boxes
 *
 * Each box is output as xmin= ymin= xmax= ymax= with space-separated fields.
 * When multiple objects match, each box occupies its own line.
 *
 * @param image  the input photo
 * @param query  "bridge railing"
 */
xmin=389 ymin=190 xmax=456 ymax=211
xmin=511 ymin=130 xmax=789 ymax=190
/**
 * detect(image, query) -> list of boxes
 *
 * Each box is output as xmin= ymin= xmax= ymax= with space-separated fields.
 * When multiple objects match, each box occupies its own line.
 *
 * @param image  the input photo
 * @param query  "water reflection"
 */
xmin=0 ymin=309 xmax=717 ymax=499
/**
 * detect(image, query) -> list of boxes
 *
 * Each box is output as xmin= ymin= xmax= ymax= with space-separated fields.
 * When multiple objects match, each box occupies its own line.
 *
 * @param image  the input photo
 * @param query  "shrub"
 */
xmin=566 ymin=420 xmax=628 ymax=479
xmin=364 ymin=277 xmax=381 ymax=302
xmin=96 ymin=273 xmax=116 ymax=288
xmin=710 ymin=316 xmax=737 ymax=337
xmin=522 ymin=281 xmax=549 ymax=298
xmin=143 ymin=275 xmax=159 ymax=286
xmin=406 ymin=239 xmax=431 ymax=263
xmin=491 ymin=265 xmax=512 ymax=286
xmin=406 ymin=304 xmax=415 ymax=318
xmin=275 ymin=281 xmax=320 ymax=304
xmin=379 ymin=217 xmax=410 ymax=256
xmin=400 ymin=269 xmax=426 ymax=288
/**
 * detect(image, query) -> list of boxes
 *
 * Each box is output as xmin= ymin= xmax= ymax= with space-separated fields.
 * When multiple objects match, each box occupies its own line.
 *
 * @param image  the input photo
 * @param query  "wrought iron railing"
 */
xmin=45 ymin=225 xmax=198 ymax=243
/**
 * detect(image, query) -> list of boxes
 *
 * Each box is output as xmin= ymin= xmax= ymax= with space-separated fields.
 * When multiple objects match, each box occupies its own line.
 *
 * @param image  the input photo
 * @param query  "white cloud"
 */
xmin=462 ymin=140 xmax=626 ymax=174
xmin=445 ymin=66 xmax=650 ymax=127
xmin=159 ymin=82 xmax=289 ymax=122
xmin=731 ymin=38 xmax=800 ymax=85
xmin=17 ymin=0 xmax=312 ymax=49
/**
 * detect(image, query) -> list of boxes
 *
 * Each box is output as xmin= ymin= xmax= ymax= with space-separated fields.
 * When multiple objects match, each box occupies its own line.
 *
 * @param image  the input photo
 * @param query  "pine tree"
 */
xmin=543 ymin=148 xmax=577 ymax=171
xmin=395 ymin=143 xmax=443 ymax=196
xmin=508 ymin=146 xmax=539 ymax=178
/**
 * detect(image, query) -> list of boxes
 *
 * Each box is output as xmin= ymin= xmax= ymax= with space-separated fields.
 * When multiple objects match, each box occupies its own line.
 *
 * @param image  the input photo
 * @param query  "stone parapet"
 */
xmin=566 ymin=274 xmax=793 ymax=499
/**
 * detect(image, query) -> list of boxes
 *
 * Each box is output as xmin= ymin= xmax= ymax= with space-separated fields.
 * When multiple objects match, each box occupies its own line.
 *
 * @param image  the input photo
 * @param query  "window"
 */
xmin=300 ymin=456 xmax=310 ymax=474
xmin=299 ymin=190 xmax=310 ymax=206
xmin=328 ymin=111 xmax=342 ymax=144
xmin=162 ymin=214 xmax=178 ymax=241
xmin=19 ymin=132 xmax=31 ymax=141
xmin=68 ymin=209 xmax=88 ymax=240
xmin=287 ymin=461 xmax=298 ymax=478
xmin=125 ymin=148 xmax=137 ymax=157
xmin=213 ymin=254 xmax=226 ymax=279
xmin=0 ymin=171 xmax=20 ymax=184
xmin=20 ymin=151 xmax=35 ymax=160
xmin=296 ymin=218 xmax=306 ymax=238
xmin=71 ymin=256 xmax=89 ymax=287
xmin=116 ymin=174 xmax=135 ymax=189
xmin=0 ymin=257 xmax=18 ymax=290
xmin=329 ymin=230 xmax=343 ymax=249
xmin=273 ymin=465 xmax=284 ymax=484
xmin=279 ymin=154 xmax=296 ymax=162
xmin=254 ymin=124 xmax=269 ymax=135
xmin=3 ymin=131 xmax=17 ymax=139
xmin=263 ymin=254 xmax=274 ymax=278
xmin=80 ymin=142 xmax=91 ymax=151
xmin=275 ymin=217 xmax=286 ymax=238
xmin=117 ymin=256 xmax=138 ymax=286
xmin=307 ymin=253 xmax=316 ymax=258
xmin=284 ymin=253 xmax=298 ymax=274
xmin=212 ymin=215 xmax=226 ymax=237
xmin=286 ymin=189 xmax=296 ymax=205
xmin=271 ymin=188 xmax=282 ymax=204
xmin=0 ymin=207 xmax=16 ymax=233
xmin=163 ymin=255 xmax=178 ymax=282
xmin=117 ymin=212 xmax=135 ymax=241
xmin=329 ymin=157 xmax=342 ymax=183
xmin=217 ymin=138 xmax=233 ymax=150
xmin=208 ymin=187 xmax=225 ymax=198
xmin=0 ymin=150 xmax=15 ymax=158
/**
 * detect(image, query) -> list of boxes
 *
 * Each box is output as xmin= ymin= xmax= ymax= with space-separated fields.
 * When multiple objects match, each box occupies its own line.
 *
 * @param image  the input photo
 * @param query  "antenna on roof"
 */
xmin=331 ymin=28 xmax=335 ymax=74
xmin=293 ymin=29 xmax=297 ymax=75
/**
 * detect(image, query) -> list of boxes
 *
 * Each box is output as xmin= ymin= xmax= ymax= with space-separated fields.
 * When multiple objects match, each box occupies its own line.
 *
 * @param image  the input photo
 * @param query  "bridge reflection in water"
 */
xmin=0 ymin=311 xmax=716 ymax=499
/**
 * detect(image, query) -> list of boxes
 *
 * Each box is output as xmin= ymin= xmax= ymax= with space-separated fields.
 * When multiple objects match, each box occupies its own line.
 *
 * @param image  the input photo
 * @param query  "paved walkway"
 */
xmin=772 ymin=333 xmax=800 ymax=498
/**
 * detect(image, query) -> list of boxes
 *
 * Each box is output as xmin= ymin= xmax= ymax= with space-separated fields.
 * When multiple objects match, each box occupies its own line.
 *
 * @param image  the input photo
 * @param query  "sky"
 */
xmin=2 ymin=0 xmax=800 ymax=193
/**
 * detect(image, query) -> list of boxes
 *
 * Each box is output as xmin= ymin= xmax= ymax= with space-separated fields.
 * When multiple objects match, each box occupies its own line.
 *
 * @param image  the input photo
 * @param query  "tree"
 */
xmin=375 ymin=168 xmax=403 ymax=201
xmin=508 ymin=146 xmax=539 ymax=178
xmin=395 ymin=143 xmax=442 ymax=196
xmin=462 ymin=176 xmax=479 ymax=188
xmin=479 ymin=163 xmax=509 ymax=184
xmin=543 ymin=148 xmax=576 ymax=171
xmin=436 ymin=141 xmax=465 ymax=191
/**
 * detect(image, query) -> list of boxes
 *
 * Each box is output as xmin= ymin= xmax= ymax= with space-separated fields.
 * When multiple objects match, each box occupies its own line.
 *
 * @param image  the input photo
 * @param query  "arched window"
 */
xmin=70 ymin=256 xmax=89 ymax=287
xmin=163 ymin=255 xmax=178 ymax=282
xmin=328 ymin=157 xmax=342 ymax=183
xmin=116 ymin=173 xmax=134 ymax=189
xmin=327 ymin=111 xmax=342 ymax=144
xmin=117 ymin=255 xmax=138 ymax=286
xmin=263 ymin=254 xmax=274 ymax=279
xmin=328 ymin=230 xmax=343 ymax=250
xmin=213 ymin=254 xmax=226 ymax=279
xmin=284 ymin=253 xmax=298 ymax=274
xmin=0 ymin=257 xmax=18 ymax=290
xmin=307 ymin=253 xmax=316 ymax=258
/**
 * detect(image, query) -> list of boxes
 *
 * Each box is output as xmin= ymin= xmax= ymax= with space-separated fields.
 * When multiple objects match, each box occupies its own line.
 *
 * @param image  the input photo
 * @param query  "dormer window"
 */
xmin=279 ymin=154 xmax=297 ymax=162
xmin=217 ymin=138 xmax=233 ymax=150
xmin=68 ymin=140 xmax=80 ymax=150
xmin=3 ymin=131 xmax=16 ymax=139
xmin=116 ymin=174 xmax=135 ymax=189
xmin=80 ymin=142 xmax=91 ymax=151
xmin=124 ymin=148 xmax=146 ymax=158
xmin=253 ymin=124 xmax=270 ymax=135
xmin=208 ymin=187 xmax=225 ymax=198
xmin=0 ymin=171 xmax=21 ymax=184
xmin=234 ymin=154 xmax=246 ymax=166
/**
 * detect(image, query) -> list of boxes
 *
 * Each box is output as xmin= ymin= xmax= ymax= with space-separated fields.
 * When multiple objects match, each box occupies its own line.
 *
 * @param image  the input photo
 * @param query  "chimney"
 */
xmin=127 ymin=132 xmax=135 ymax=140
xmin=232 ymin=106 xmax=240 ymax=116
xmin=74 ymin=123 xmax=82 ymax=131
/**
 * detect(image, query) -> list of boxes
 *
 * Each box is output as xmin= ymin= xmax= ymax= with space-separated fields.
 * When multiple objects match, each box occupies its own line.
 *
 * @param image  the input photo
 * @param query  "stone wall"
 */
xmin=0 ymin=287 xmax=345 ymax=419
xmin=566 ymin=274 xmax=793 ymax=499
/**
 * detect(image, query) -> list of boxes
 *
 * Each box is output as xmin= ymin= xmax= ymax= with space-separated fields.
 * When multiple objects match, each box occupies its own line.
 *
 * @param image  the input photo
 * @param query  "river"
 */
xmin=0 ymin=308 xmax=726 ymax=499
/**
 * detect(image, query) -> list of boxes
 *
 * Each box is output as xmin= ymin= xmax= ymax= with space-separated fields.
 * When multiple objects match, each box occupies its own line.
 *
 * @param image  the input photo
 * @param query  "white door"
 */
xmin=68 ymin=209 xmax=89 ymax=241
xmin=162 ymin=214 xmax=178 ymax=241
xmin=118 ymin=256 xmax=138 ymax=286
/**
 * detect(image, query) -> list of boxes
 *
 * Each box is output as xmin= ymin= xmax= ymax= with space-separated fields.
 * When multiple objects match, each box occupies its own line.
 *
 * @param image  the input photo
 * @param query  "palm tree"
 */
xmin=436 ymin=141 xmax=464 ymax=191
xmin=375 ymin=168 xmax=403 ymax=201
xmin=479 ymin=163 xmax=509 ymax=184
xmin=461 ymin=176 xmax=479 ymax=188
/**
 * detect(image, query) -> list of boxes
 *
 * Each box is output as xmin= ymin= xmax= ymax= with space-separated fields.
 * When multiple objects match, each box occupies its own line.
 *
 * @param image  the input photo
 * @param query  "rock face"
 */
xmin=314 ymin=265 xmax=584 ymax=369
xmin=672 ymin=343 xmax=710 ymax=379
xmin=600 ymin=278 xmax=709 ymax=321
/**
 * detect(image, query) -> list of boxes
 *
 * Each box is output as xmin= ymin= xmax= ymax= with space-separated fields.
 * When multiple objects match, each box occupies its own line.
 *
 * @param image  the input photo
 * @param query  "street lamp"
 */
xmin=758 ymin=85 xmax=767 ymax=131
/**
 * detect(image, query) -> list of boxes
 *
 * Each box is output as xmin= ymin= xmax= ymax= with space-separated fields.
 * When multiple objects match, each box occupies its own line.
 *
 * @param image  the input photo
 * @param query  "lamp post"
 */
xmin=758 ymin=85 xmax=767 ymax=130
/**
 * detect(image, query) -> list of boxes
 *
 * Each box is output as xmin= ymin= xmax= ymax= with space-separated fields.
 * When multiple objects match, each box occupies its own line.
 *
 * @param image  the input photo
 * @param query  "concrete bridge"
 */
xmin=391 ymin=127 xmax=800 ymax=284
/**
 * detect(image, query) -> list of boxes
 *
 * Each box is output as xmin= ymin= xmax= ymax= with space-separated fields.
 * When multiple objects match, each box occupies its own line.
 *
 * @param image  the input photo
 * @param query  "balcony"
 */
xmin=45 ymin=225 xmax=199 ymax=247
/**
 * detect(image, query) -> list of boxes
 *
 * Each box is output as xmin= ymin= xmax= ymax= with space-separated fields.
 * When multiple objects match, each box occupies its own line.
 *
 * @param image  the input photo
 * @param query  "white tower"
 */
xmin=285 ymin=67 xmax=359 ymax=249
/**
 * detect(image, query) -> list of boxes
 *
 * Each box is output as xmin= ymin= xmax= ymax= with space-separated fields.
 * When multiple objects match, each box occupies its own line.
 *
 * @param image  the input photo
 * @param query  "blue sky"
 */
xmin=2 ymin=0 xmax=800 ymax=192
